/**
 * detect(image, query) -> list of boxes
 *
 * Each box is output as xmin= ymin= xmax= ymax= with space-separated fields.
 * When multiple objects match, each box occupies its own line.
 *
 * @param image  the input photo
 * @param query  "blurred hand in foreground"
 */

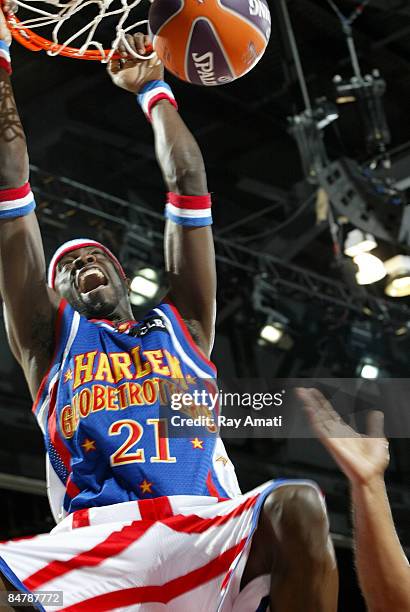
xmin=296 ymin=387 xmax=390 ymax=485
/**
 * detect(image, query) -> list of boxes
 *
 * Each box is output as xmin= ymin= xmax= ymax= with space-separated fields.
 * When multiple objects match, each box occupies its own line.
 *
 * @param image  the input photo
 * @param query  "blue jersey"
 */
xmin=33 ymin=299 xmax=240 ymax=522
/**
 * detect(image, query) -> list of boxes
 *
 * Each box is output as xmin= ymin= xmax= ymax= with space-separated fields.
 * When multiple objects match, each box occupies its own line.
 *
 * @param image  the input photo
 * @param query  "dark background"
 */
xmin=1 ymin=0 xmax=410 ymax=609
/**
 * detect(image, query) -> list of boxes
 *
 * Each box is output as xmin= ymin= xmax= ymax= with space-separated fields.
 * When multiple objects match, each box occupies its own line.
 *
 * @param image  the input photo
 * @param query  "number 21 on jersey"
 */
xmin=108 ymin=418 xmax=177 ymax=466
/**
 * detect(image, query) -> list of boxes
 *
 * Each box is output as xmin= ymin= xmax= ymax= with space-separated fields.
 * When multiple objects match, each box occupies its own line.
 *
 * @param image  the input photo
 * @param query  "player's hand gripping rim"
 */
xmin=107 ymin=33 xmax=163 ymax=94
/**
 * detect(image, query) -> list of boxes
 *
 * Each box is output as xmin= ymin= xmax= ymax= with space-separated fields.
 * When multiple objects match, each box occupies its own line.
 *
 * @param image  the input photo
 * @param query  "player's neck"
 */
xmin=105 ymin=306 xmax=135 ymax=324
xmin=86 ymin=302 xmax=134 ymax=324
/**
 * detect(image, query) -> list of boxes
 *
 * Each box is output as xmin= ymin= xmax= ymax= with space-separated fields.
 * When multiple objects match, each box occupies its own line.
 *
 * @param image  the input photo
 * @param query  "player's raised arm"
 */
xmin=0 ymin=3 xmax=59 ymax=397
xmin=297 ymin=388 xmax=410 ymax=612
xmin=108 ymin=34 xmax=216 ymax=356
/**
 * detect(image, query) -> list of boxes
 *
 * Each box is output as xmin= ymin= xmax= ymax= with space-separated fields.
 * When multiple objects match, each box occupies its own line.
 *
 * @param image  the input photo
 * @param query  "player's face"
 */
xmin=54 ymin=246 xmax=130 ymax=319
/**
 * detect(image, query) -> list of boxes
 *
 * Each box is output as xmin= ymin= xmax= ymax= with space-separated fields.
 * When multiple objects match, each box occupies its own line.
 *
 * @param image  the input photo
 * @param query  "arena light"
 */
xmin=394 ymin=324 xmax=409 ymax=337
xmin=353 ymin=253 xmax=386 ymax=285
xmin=260 ymin=323 xmax=284 ymax=345
xmin=359 ymin=360 xmax=379 ymax=380
xmin=252 ymin=277 xmax=294 ymax=349
xmin=130 ymin=268 xmax=159 ymax=306
xmin=386 ymin=277 xmax=410 ymax=298
xmin=336 ymin=94 xmax=356 ymax=104
xmin=315 ymin=100 xmax=339 ymax=130
xmin=344 ymin=229 xmax=377 ymax=258
xmin=384 ymin=255 xmax=410 ymax=298
xmin=258 ymin=318 xmax=293 ymax=350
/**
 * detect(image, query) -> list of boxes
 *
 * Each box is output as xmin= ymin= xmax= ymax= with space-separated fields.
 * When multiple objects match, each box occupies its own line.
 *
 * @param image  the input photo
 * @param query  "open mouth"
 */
xmin=78 ymin=267 xmax=108 ymax=295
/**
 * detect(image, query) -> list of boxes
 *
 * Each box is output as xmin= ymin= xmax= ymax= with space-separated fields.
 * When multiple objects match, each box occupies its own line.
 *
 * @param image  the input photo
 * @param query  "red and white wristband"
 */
xmin=165 ymin=193 xmax=213 ymax=227
xmin=0 ymin=41 xmax=11 ymax=75
xmin=0 ymin=182 xmax=36 ymax=219
xmin=137 ymin=79 xmax=178 ymax=122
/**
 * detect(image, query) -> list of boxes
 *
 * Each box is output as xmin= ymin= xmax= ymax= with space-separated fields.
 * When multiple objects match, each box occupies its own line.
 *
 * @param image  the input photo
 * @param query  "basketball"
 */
xmin=148 ymin=0 xmax=271 ymax=86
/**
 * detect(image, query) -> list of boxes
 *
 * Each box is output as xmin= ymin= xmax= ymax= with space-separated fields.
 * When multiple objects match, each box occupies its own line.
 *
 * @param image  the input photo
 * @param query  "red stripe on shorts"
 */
xmin=138 ymin=496 xmax=173 ymax=520
xmin=158 ymin=495 xmax=257 ymax=535
xmin=24 ymin=495 xmax=258 ymax=590
xmin=72 ymin=509 xmax=90 ymax=529
xmin=24 ymin=520 xmax=153 ymax=590
xmin=59 ymin=538 xmax=247 ymax=611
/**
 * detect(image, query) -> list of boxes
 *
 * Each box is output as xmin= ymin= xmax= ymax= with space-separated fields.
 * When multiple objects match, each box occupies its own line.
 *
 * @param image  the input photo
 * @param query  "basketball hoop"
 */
xmin=6 ymin=0 xmax=154 ymax=61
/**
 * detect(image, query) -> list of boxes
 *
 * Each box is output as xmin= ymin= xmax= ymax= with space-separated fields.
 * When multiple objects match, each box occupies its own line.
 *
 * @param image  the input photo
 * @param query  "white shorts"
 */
xmin=0 ymin=480 xmax=319 ymax=611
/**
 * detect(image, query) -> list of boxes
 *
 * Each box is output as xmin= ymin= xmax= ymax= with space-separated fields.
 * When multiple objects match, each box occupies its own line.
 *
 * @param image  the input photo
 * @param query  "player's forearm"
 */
xmin=148 ymin=97 xmax=215 ymax=352
xmin=151 ymin=100 xmax=208 ymax=196
xmin=351 ymin=476 xmax=410 ymax=612
xmin=0 ymin=67 xmax=56 ymax=378
xmin=0 ymin=70 xmax=29 ymax=188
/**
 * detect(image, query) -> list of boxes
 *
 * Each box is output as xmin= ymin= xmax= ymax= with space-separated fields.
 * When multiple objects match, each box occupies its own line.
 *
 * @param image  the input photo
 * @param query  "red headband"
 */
xmin=48 ymin=239 xmax=126 ymax=288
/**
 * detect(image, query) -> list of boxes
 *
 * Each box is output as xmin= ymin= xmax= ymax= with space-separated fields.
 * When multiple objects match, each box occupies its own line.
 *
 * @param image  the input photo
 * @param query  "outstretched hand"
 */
xmin=296 ymin=387 xmax=390 ymax=485
xmin=0 ymin=1 xmax=15 ymax=46
xmin=107 ymin=33 xmax=164 ymax=94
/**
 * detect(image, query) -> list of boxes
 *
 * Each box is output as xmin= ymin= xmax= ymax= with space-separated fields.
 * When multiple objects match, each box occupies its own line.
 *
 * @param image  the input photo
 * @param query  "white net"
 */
xmin=12 ymin=0 xmax=154 ymax=61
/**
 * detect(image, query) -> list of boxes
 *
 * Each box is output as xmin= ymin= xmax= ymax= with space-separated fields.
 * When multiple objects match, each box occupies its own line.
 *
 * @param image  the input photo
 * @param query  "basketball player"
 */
xmin=298 ymin=387 xmax=410 ymax=612
xmin=0 ymin=4 xmax=338 ymax=609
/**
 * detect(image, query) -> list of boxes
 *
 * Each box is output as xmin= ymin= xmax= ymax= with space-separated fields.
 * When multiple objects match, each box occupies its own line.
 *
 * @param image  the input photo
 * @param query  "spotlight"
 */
xmin=359 ymin=360 xmax=379 ymax=380
xmin=260 ymin=323 xmax=284 ymax=345
xmin=258 ymin=320 xmax=293 ymax=350
xmin=130 ymin=267 xmax=160 ymax=306
xmin=384 ymin=255 xmax=410 ymax=298
xmin=344 ymin=229 xmax=377 ymax=258
xmin=253 ymin=278 xmax=294 ymax=349
xmin=394 ymin=324 xmax=409 ymax=337
xmin=353 ymin=253 xmax=386 ymax=285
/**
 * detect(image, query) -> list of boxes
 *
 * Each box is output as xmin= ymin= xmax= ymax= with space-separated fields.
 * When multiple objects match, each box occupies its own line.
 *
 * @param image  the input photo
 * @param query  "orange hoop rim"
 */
xmin=7 ymin=14 xmax=123 ymax=60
